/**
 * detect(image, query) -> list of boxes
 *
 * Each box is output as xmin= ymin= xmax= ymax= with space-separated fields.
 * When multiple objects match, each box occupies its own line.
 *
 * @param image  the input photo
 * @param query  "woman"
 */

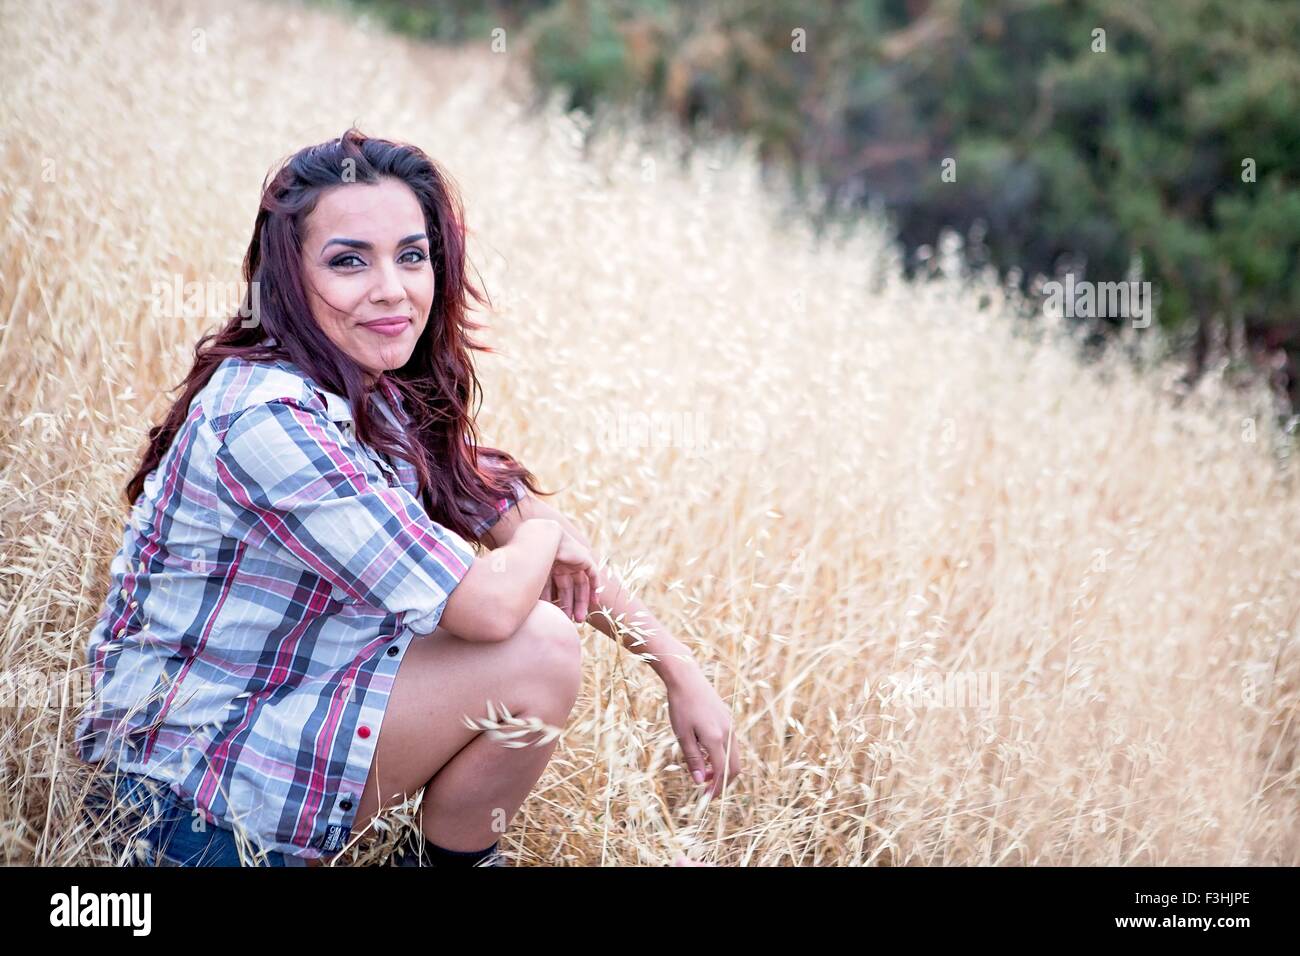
xmin=76 ymin=128 xmax=740 ymax=867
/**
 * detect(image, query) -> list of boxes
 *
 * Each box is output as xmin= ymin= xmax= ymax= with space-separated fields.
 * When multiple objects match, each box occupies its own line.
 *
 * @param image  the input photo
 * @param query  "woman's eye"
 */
xmin=330 ymin=250 xmax=426 ymax=268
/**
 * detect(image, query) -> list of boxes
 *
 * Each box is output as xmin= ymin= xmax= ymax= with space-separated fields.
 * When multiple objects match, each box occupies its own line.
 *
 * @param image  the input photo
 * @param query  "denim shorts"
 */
xmin=92 ymin=770 xmax=310 ymax=867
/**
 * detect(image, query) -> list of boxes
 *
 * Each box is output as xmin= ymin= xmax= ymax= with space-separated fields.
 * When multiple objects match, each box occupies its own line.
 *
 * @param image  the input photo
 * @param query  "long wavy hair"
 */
xmin=123 ymin=127 xmax=546 ymax=542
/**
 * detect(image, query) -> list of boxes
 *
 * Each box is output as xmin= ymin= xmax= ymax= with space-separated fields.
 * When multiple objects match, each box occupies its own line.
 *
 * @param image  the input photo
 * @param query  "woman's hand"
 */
xmin=665 ymin=665 xmax=742 ymax=798
xmin=541 ymin=527 xmax=599 ymax=624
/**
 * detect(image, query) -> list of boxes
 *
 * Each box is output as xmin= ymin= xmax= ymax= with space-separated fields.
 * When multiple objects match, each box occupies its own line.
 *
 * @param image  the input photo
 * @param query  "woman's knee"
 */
xmin=511 ymin=600 xmax=583 ymax=693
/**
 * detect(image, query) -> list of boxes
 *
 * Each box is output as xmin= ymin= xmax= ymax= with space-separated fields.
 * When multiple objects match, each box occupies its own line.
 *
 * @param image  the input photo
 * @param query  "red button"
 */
xmin=357 ymin=725 xmax=371 ymax=738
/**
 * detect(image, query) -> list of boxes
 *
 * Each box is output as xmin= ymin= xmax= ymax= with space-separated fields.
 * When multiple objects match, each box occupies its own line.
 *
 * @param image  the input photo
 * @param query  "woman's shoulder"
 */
xmin=194 ymin=353 xmax=330 ymax=436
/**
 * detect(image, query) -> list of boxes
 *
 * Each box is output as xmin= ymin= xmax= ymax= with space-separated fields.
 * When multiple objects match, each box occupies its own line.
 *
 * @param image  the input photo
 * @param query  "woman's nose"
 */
xmin=370 ymin=261 xmax=406 ymax=303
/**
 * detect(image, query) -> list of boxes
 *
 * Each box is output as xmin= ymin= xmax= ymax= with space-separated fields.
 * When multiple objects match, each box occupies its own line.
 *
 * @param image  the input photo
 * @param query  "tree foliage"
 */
xmin=337 ymin=0 xmax=1300 ymax=406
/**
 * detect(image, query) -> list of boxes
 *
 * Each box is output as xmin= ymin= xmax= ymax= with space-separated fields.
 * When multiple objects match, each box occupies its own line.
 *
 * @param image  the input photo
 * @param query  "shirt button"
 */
xmin=357 ymin=725 xmax=371 ymax=738
xmin=120 ymin=588 xmax=129 ymax=600
xmin=339 ymin=798 xmax=353 ymax=811
xmin=386 ymin=645 xmax=399 ymax=657
xmin=115 ymin=627 xmax=126 ymax=639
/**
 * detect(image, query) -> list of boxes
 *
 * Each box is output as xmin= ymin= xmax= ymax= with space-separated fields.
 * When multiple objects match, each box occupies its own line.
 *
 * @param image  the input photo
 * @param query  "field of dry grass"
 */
xmin=1 ymin=0 xmax=1297 ymax=865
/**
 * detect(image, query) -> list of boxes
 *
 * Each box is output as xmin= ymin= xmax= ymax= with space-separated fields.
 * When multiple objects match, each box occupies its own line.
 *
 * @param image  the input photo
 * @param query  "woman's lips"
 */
xmin=359 ymin=318 xmax=409 ymax=337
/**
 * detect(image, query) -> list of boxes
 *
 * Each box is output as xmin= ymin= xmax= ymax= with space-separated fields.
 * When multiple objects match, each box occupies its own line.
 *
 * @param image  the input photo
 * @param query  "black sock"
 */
xmin=423 ymin=839 xmax=501 ymax=867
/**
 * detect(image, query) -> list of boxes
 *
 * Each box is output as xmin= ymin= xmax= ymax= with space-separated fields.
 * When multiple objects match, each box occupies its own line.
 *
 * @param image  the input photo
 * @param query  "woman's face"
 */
xmin=299 ymin=176 xmax=434 ymax=385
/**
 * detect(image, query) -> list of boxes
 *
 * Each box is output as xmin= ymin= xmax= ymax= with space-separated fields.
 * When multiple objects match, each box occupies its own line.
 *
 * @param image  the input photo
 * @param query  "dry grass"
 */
xmin=1 ymin=0 xmax=1297 ymax=866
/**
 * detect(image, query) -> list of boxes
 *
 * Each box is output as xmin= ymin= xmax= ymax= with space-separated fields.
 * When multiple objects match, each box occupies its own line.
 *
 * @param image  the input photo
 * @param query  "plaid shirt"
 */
xmin=75 ymin=353 xmax=522 ymax=859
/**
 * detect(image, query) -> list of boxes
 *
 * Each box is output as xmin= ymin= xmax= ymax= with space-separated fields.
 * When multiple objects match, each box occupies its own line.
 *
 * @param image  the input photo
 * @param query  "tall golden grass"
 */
xmin=1 ymin=0 xmax=1296 ymax=866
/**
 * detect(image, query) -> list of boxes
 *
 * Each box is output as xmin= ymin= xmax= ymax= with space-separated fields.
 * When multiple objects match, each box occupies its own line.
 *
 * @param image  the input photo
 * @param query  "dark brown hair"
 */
xmin=124 ymin=127 xmax=546 ymax=541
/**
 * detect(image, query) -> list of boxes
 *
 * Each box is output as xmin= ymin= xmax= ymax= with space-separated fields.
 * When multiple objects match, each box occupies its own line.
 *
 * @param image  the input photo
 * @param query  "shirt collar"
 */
xmin=316 ymin=385 xmax=356 ymax=425
xmin=262 ymin=343 xmax=408 ymax=428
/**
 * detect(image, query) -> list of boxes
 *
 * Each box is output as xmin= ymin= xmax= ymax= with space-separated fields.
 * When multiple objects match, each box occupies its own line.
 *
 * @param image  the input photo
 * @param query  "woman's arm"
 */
xmin=480 ymin=497 xmax=698 ymax=690
xmin=484 ymin=495 xmax=741 ymax=796
xmin=481 ymin=495 xmax=742 ymax=798
xmin=213 ymin=398 xmax=572 ymax=648
xmin=435 ymin=518 xmax=563 ymax=643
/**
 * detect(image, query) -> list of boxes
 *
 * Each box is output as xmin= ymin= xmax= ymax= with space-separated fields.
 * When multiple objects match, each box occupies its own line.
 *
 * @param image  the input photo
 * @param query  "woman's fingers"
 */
xmin=585 ymin=566 xmax=601 ymax=618
xmin=573 ymin=569 xmax=589 ymax=624
xmin=694 ymin=730 xmax=722 ymax=794
xmin=554 ymin=572 xmax=574 ymax=620
xmin=700 ymin=728 xmax=740 ymax=797
xmin=680 ymin=729 xmax=709 ymax=786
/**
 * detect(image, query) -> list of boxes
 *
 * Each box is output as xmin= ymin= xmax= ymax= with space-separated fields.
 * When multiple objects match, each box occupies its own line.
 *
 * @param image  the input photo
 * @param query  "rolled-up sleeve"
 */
xmin=462 ymin=475 xmax=528 ymax=539
xmin=212 ymin=398 xmax=476 ymax=635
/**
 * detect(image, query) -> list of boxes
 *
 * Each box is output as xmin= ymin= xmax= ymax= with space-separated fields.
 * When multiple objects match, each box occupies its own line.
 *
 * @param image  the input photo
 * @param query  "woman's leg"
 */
xmin=335 ymin=599 xmax=582 ymax=858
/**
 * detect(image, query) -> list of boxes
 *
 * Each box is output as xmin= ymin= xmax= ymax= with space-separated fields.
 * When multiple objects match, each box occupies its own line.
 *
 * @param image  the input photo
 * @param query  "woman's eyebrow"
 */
xmin=321 ymin=233 xmax=429 ymax=254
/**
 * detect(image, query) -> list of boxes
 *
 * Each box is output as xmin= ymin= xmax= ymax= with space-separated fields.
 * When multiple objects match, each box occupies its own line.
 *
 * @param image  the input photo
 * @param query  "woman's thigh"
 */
xmin=349 ymin=600 xmax=581 ymax=833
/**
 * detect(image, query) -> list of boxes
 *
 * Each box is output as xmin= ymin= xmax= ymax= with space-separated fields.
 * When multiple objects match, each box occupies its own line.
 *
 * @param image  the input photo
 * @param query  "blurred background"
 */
xmin=1 ymin=0 xmax=1297 ymax=867
xmin=324 ymin=0 xmax=1300 ymax=413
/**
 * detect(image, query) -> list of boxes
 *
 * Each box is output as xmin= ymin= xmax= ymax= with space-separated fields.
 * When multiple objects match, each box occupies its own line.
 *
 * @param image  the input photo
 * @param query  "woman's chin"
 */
xmin=358 ymin=342 xmax=416 ymax=376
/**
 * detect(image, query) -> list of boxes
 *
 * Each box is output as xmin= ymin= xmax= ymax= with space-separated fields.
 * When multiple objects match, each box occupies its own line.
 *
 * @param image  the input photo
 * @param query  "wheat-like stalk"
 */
xmin=462 ymin=700 xmax=565 ymax=749
xmin=2 ymin=0 xmax=1296 ymax=868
